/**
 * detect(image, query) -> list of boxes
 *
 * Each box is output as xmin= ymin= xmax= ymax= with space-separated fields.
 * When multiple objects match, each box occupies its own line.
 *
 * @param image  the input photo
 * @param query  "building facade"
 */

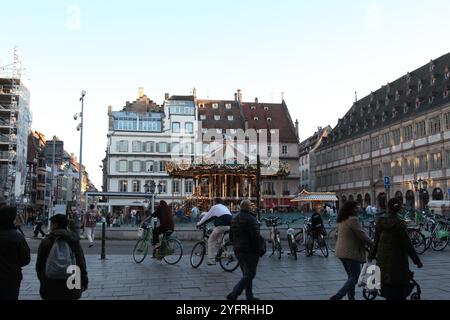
xmin=315 ymin=53 xmax=450 ymax=211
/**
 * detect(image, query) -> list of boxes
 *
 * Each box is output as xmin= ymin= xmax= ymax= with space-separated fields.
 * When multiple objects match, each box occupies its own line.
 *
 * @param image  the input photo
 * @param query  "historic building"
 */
xmin=299 ymin=126 xmax=332 ymax=192
xmin=315 ymin=53 xmax=450 ymax=210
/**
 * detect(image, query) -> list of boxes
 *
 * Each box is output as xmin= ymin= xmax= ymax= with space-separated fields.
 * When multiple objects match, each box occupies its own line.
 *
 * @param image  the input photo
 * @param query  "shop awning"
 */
xmin=291 ymin=190 xmax=338 ymax=202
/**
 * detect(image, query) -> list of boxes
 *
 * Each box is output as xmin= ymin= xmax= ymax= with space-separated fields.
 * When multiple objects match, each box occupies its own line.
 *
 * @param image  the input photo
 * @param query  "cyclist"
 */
xmin=311 ymin=207 xmax=327 ymax=241
xmin=144 ymin=201 xmax=175 ymax=258
xmin=197 ymin=198 xmax=232 ymax=265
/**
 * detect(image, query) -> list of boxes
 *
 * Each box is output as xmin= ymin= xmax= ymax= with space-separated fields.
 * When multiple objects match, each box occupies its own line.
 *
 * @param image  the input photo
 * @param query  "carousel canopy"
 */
xmin=291 ymin=190 xmax=338 ymax=202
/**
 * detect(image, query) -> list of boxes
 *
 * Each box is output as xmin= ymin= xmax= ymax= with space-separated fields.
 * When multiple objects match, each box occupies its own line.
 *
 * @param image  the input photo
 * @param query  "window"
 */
xmin=404 ymin=158 xmax=415 ymax=174
xmin=253 ymin=117 xmax=259 ymax=121
xmin=429 ymin=116 xmax=441 ymax=135
xmin=392 ymin=160 xmax=402 ymax=176
xmin=228 ymin=115 xmax=234 ymax=121
xmin=132 ymin=141 xmax=142 ymax=152
xmin=159 ymin=181 xmax=167 ymax=194
xmin=392 ymin=129 xmax=401 ymax=145
xmin=404 ymin=125 xmax=413 ymax=141
xmin=132 ymin=161 xmax=142 ymax=172
xmin=431 ymin=152 xmax=442 ymax=170
xmin=173 ymin=180 xmax=180 ymax=193
xmin=415 ymin=121 xmax=427 ymax=138
xmin=362 ymin=139 xmax=371 ymax=153
xmin=418 ymin=154 xmax=428 ymax=172
xmin=200 ymin=114 xmax=206 ymax=120
xmin=145 ymin=161 xmax=154 ymax=172
xmin=268 ymin=145 xmax=272 ymax=157
xmin=118 ymin=160 xmax=128 ymax=172
xmin=118 ymin=140 xmax=128 ymax=152
xmin=264 ymin=182 xmax=275 ymax=195
xmin=144 ymin=142 xmax=154 ymax=153
xmin=282 ymin=145 xmax=288 ymax=155
xmin=171 ymin=142 xmax=180 ymax=154
xmin=371 ymin=136 xmax=379 ymax=151
xmin=212 ymin=103 xmax=219 ymax=109
xmin=185 ymin=122 xmax=194 ymax=134
xmin=158 ymin=143 xmax=168 ymax=153
xmin=226 ymin=103 xmax=232 ymax=110
xmin=418 ymin=80 xmax=423 ymax=92
xmin=132 ymin=180 xmax=141 ymax=193
xmin=159 ymin=161 xmax=167 ymax=172
xmin=172 ymin=122 xmax=181 ymax=133
xmin=383 ymin=162 xmax=391 ymax=177
xmin=446 ymin=150 xmax=450 ymax=168
xmin=282 ymin=182 xmax=289 ymax=195
xmin=119 ymin=180 xmax=128 ymax=193
xmin=202 ymin=144 xmax=210 ymax=154
xmin=214 ymin=115 xmax=220 ymax=121
xmin=185 ymin=180 xmax=193 ymax=194
xmin=184 ymin=143 xmax=194 ymax=155
xmin=381 ymin=132 xmax=391 ymax=148
xmin=445 ymin=113 xmax=450 ymax=130
xmin=216 ymin=129 xmax=222 ymax=134
xmin=251 ymin=106 xmax=256 ymax=110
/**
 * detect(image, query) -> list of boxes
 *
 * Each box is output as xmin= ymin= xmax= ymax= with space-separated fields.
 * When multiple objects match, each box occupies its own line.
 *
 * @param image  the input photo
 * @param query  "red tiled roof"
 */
xmin=197 ymin=100 xmax=246 ymax=130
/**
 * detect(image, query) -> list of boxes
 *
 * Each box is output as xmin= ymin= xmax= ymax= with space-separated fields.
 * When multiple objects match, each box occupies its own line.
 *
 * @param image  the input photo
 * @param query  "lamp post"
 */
xmin=74 ymin=90 xmax=86 ymax=236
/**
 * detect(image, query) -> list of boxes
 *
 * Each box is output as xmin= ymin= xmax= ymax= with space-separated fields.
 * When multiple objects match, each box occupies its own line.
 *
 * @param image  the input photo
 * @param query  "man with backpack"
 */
xmin=36 ymin=214 xmax=88 ymax=300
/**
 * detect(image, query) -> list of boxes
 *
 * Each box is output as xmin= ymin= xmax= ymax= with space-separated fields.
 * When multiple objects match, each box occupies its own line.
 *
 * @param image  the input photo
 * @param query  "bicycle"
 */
xmin=422 ymin=214 xmax=450 ymax=252
xmin=133 ymin=220 xmax=183 ymax=265
xmin=285 ymin=219 xmax=301 ymax=260
xmin=295 ymin=217 xmax=329 ymax=258
xmin=190 ymin=224 xmax=239 ymax=272
xmin=326 ymin=219 xmax=338 ymax=253
xmin=260 ymin=217 xmax=283 ymax=260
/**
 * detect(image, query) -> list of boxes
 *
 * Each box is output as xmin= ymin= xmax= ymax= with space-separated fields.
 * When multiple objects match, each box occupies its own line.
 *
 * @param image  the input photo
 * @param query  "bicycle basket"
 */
xmin=137 ymin=228 xmax=144 ymax=238
xmin=436 ymin=230 xmax=450 ymax=240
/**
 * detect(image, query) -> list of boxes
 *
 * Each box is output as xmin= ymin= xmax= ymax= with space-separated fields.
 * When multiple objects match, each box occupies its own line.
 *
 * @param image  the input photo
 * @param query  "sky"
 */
xmin=1 ymin=0 xmax=449 ymax=189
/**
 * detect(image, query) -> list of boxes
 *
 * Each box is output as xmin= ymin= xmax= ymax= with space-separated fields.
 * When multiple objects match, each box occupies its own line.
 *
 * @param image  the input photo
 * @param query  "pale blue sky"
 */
xmin=1 ymin=0 xmax=449 ymax=188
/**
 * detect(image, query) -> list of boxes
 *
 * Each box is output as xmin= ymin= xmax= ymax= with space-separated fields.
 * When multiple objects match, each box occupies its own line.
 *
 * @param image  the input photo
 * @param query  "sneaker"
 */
xmin=207 ymin=260 xmax=217 ymax=266
xmin=89 ymin=244 xmax=94 ymax=248
xmin=226 ymin=293 xmax=237 ymax=301
xmin=329 ymin=295 xmax=340 ymax=300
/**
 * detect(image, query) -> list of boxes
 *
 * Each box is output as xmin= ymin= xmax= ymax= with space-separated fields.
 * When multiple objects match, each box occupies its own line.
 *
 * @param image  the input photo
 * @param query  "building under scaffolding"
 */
xmin=0 ymin=49 xmax=32 ymax=205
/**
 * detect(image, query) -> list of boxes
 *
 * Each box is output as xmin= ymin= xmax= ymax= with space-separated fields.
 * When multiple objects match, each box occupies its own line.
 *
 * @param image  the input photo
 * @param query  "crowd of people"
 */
xmin=0 ymin=195 xmax=425 ymax=301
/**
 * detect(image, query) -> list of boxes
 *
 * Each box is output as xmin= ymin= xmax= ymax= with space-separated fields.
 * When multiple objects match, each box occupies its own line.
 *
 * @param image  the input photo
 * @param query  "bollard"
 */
xmin=101 ymin=219 xmax=106 ymax=260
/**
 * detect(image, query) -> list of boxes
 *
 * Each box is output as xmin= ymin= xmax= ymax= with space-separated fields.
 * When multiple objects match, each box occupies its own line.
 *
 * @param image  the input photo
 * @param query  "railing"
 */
xmin=0 ymin=151 xmax=12 ymax=160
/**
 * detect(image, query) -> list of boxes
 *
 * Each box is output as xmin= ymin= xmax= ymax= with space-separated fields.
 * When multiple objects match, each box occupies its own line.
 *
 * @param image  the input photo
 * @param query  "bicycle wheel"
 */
xmin=218 ymin=242 xmax=240 ymax=272
xmin=408 ymin=229 xmax=426 ymax=254
xmin=190 ymin=241 xmax=206 ymax=268
xmin=162 ymin=238 xmax=183 ymax=265
xmin=431 ymin=233 xmax=449 ymax=252
xmin=363 ymin=288 xmax=378 ymax=300
xmin=306 ymin=236 xmax=314 ymax=257
xmin=288 ymin=235 xmax=298 ymax=260
xmin=295 ymin=230 xmax=305 ymax=253
xmin=317 ymin=235 xmax=329 ymax=258
xmin=133 ymin=239 xmax=148 ymax=264
xmin=275 ymin=233 xmax=282 ymax=260
xmin=327 ymin=229 xmax=337 ymax=253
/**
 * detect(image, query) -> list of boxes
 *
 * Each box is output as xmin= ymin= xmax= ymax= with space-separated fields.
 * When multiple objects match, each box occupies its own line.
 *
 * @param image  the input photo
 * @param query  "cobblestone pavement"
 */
xmin=18 ymin=248 xmax=450 ymax=301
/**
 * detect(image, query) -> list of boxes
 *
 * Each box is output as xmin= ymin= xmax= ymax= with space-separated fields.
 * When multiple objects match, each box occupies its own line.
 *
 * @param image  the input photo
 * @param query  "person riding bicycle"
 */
xmin=196 ymin=198 xmax=232 ymax=265
xmin=310 ymin=207 xmax=327 ymax=241
xmin=143 ymin=201 xmax=175 ymax=259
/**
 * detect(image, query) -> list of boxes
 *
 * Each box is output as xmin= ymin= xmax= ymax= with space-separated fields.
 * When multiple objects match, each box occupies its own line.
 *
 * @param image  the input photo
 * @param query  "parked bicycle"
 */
xmin=326 ymin=219 xmax=338 ymax=253
xmin=285 ymin=219 xmax=302 ymax=260
xmin=190 ymin=224 xmax=239 ymax=272
xmin=133 ymin=220 xmax=183 ymax=265
xmin=260 ymin=217 xmax=283 ymax=259
xmin=295 ymin=217 xmax=328 ymax=258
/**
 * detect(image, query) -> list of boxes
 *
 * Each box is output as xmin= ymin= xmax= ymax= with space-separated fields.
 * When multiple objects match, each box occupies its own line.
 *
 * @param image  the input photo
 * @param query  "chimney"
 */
xmin=237 ymin=89 xmax=242 ymax=102
xmin=255 ymin=97 xmax=259 ymax=104
xmin=192 ymin=88 xmax=197 ymax=98
xmin=165 ymin=93 xmax=170 ymax=100
xmin=234 ymin=92 xmax=238 ymax=101
xmin=107 ymin=105 xmax=112 ymax=114
xmin=138 ymin=87 xmax=144 ymax=99
xmin=295 ymin=119 xmax=299 ymax=138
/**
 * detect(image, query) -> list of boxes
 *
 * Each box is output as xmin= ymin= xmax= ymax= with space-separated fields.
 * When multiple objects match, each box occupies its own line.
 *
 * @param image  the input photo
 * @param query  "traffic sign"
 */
xmin=384 ymin=176 xmax=391 ymax=189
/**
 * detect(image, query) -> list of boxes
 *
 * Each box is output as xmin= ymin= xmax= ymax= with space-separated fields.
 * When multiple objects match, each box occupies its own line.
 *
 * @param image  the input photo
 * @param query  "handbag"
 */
xmin=258 ymin=235 xmax=267 ymax=257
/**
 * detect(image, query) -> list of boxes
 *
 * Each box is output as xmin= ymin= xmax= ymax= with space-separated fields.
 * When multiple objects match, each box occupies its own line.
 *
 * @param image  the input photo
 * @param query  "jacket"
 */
xmin=335 ymin=217 xmax=373 ymax=263
xmin=152 ymin=206 xmax=175 ymax=231
xmin=229 ymin=209 xmax=260 ymax=254
xmin=83 ymin=210 xmax=98 ymax=228
xmin=197 ymin=204 xmax=232 ymax=227
xmin=368 ymin=213 xmax=422 ymax=286
xmin=0 ymin=227 xmax=31 ymax=284
xmin=36 ymin=229 xmax=88 ymax=300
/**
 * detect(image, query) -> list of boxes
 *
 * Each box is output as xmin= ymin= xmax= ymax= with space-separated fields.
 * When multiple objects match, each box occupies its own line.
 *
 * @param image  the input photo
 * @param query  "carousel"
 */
xmin=167 ymin=159 xmax=290 ymax=212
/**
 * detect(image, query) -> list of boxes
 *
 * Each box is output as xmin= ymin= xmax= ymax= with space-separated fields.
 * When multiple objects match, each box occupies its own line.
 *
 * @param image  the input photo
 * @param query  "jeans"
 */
xmin=84 ymin=227 xmax=95 ymax=244
xmin=229 ymin=252 xmax=259 ymax=299
xmin=208 ymin=226 xmax=230 ymax=261
xmin=335 ymin=258 xmax=362 ymax=300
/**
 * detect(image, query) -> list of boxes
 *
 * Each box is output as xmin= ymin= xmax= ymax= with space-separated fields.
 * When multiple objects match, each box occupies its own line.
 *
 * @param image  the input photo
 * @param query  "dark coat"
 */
xmin=152 ymin=206 xmax=175 ymax=231
xmin=0 ymin=227 xmax=31 ymax=285
xmin=369 ymin=213 xmax=422 ymax=286
xmin=36 ymin=229 xmax=88 ymax=300
xmin=229 ymin=209 xmax=260 ymax=254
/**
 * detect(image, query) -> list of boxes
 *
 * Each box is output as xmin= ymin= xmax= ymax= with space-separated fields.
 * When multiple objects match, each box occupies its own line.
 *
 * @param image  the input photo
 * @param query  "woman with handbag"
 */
xmin=330 ymin=201 xmax=373 ymax=300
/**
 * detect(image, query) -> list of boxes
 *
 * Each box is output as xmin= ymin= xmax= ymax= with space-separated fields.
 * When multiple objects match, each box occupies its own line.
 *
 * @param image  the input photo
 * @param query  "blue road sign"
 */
xmin=384 ymin=176 xmax=391 ymax=189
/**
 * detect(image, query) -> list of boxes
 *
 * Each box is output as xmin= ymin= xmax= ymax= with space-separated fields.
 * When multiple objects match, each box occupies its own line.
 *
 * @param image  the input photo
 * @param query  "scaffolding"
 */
xmin=0 ymin=47 xmax=31 ymax=205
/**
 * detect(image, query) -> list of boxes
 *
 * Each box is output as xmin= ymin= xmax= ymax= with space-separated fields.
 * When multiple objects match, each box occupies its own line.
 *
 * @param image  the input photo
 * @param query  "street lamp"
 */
xmin=74 ymin=90 xmax=86 ymax=236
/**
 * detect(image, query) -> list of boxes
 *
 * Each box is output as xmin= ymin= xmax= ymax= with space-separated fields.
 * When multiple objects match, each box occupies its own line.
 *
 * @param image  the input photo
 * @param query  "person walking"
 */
xmin=368 ymin=198 xmax=423 ymax=300
xmin=226 ymin=200 xmax=260 ymax=301
xmin=33 ymin=213 xmax=47 ymax=238
xmin=131 ymin=209 xmax=137 ymax=227
xmin=330 ymin=201 xmax=373 ymax=300
xmin=83 ymin=204 xmax=99 ymax=248
xmin=0 ymin=205 xmax=31 ymax=300
xmin=197 ymin=198 xmax=233 ymax=265
xmin=36 ymin=214 xmax=88 ymax=300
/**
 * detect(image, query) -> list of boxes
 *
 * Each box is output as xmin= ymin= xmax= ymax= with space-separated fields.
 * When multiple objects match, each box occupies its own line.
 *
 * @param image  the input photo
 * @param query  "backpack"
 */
xmin=45 ymin=238 xmax=76 ymax=280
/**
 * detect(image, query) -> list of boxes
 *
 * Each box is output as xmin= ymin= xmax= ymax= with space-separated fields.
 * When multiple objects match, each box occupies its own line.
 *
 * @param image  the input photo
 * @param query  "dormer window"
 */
xmin=367 ymin=105 xmax=372 ymax=114
xmin=360 ymin=107 xmax=364 ymax=117
xmin=418 ymin=80 xmax=423 ymax=92
xmin=385 ymin=96 xmax=390 ymax=106
xmin=348 ymin=127 xmax=352 ymax=135
xmin=267 ymin=117 xmax=272 ymax=122
xmin=406 ymin=72 xmax=412 ymax=83
xmin=200 ymin=115 xmax=206 ymax=120
xmin=431 ymin=75 xmax=437 ymax=86
xmin=214 ymin=115 xmax=220 ymax=120
xmin=225 ymin=103 xmax=232 ymax=110
xmin=228 ymin=115 xmax=234 ymax=121
xmin=364 ymin=119 xmax=369 ymax=128
xmin=212 ymin=103 xmax=219 ymax=109
xmin=430 ymin=60 xmax=435 ymax=72
xmin=216 ymin=129 xmax=222 ymax=134
xmin=444 ymin=87 xmax=450 ymax=98
xmin=201 ymin=128 xmax=208 ymax=134
xmin=392 ymin=107 xmax=399 ymax=118
xmin=416 ymin=98 xmax=422 ymax=109
xmin=376 ymin=101 xmax=381 ymax=111
xmin=372 ymin=116 xmax=378 ymax=126
xmin=251 ymin=106 xmax=256 ymax=110
xmin=264 ymin=106 xmax=269 ymax=111
xmin=253 ymin=117 xmax=259 ymax=121
xmin=407 ymin=86 xmax=413 ymax=96
xmin=429 ymin=95 xmax=435 ymax=104
xmin=382 ymin=112 xmax=388 ymax=122
xmin=445 ymin=67 xmax=450 ymax=79
xmin=395 ymin=91 xmax=401 ymax=101
xmin=403 ymin=102 xmax=410 ymax=114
